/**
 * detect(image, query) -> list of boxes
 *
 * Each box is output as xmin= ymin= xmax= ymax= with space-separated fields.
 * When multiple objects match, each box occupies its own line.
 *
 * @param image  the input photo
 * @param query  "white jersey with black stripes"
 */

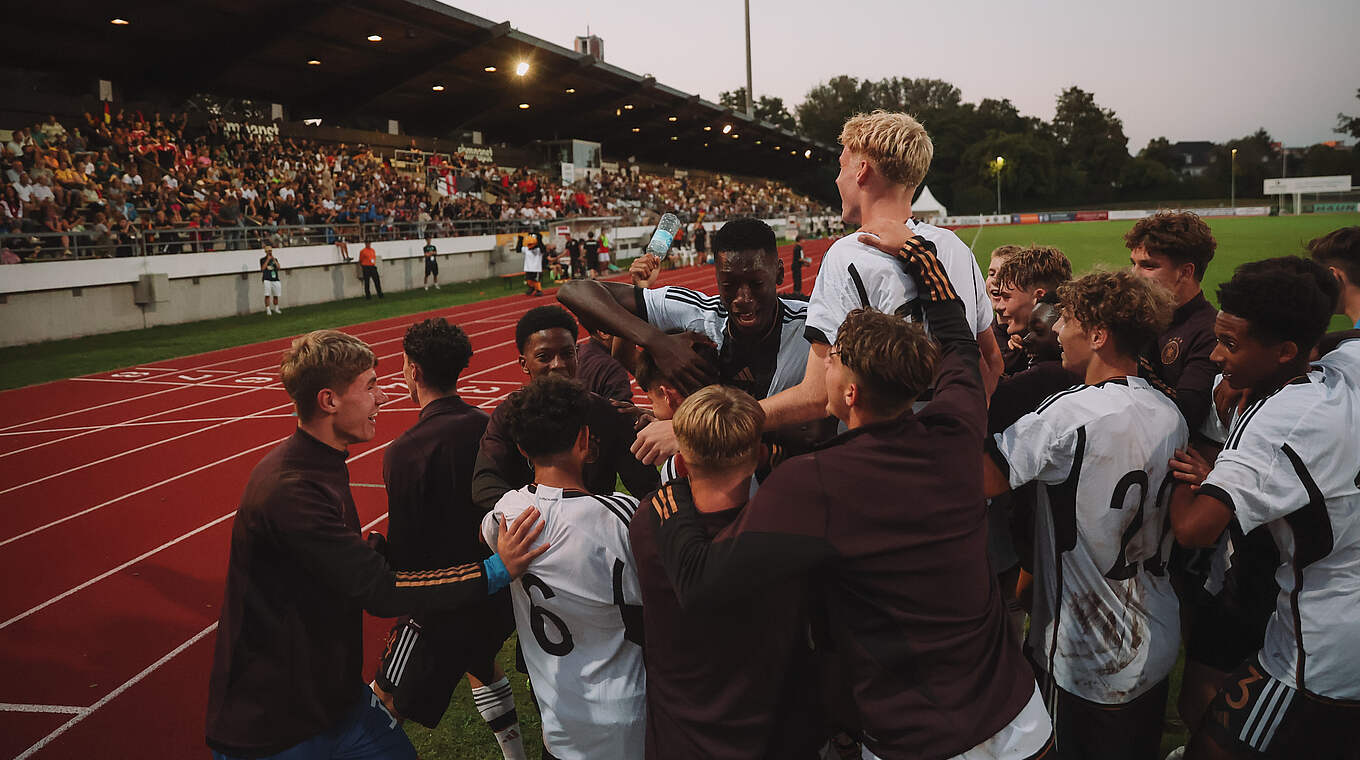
xmin=639 ymin=285 xmax=809 ymax=397
xmin=1200 ymin=338 xmax=1360 ymax=699
xmin=481 ymin=484 xmax=645 ymax=758
xmin=993 ymin=376 xmax=1185 ymax=704
xmin=803 ymin=220 xmax=992 ymax=346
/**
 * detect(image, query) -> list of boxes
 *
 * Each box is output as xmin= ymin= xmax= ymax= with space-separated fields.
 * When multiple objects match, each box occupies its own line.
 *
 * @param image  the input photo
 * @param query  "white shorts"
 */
xmin=862 ymin=684 xmax=1051 ymax=760
xmin=264 ymin=280 xmax=282 ymax=297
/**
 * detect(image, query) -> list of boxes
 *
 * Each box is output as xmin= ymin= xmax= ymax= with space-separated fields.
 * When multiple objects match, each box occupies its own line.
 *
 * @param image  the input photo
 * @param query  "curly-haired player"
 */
xmin=1169 ymin=256 xmax=1360 ymax=760
xmin=481 ymin=376 xmax=646 ymax=760
xmin=985 ymin=269 xmax=1186 ymax=759
xmin=373 ymin=318 xmax=527 ymax=758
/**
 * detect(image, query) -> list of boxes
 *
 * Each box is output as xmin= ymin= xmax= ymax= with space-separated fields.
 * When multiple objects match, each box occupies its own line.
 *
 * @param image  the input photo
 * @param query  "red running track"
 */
xmin=0 ymin=240 xmax=829 ymax=759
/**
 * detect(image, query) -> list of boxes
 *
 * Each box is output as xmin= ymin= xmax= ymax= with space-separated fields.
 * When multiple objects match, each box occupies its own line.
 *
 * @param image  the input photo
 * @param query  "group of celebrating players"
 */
xmin=204 ymin=110 xmax=1360 ymax=760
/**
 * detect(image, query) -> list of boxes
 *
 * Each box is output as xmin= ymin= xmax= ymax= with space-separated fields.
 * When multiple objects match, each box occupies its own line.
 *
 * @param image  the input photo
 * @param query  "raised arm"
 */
xmin=558 ymin=279 xmax=716 ymax=393
xmin=758 ymin=343 xmax=832 ymax=431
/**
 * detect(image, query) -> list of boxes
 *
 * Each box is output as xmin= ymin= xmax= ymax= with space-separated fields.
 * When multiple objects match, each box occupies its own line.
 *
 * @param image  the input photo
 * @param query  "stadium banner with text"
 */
xmin=1013 ymin=213 xmax=1042 ymax=224
xmin=456 ymin=144 xmax=494 ymax=162
xmin=1108 ymin=209 xmax=1151 ymax=220
xmin=1076 ymin=211 xmax=1109 ymax=221
xmin=1233 ymin=206 xmax=1270 ymax=217
xmin=1263 ymin=175 xmax=1351 ymax=194
xmin=1313 ymin=202 xmax=1360 ymax=213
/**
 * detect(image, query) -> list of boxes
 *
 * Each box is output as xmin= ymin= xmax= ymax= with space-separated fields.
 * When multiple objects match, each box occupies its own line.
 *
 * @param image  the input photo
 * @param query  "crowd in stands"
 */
xmin=1 ymin=108 xmax=829 ymax=263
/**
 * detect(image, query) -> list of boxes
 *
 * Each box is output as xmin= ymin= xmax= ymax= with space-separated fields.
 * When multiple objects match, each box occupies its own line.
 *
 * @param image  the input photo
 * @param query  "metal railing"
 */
xmin=1 ymin=217 xmax=571 ymax=262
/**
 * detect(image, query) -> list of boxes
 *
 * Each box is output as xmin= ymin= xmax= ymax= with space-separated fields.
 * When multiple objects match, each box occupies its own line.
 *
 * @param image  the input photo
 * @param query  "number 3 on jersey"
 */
xmin=521 ymin=573 xmax=574 ymax=656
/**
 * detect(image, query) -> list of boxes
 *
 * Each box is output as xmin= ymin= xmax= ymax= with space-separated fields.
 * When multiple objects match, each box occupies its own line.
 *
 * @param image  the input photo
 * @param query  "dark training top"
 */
xmin=206 ymin=429 xmax=498 ymax=758
xmin=383 ymin=395 xmax=492 ymax=569
xmin=989 ymin=360 xmax=1080 ymax=435
xmin=576 ymin=338 xmax=634 ymax=403
xmin=471 ymin=391 xmax=660 ymax=511
xmin=631 ymin=480 xmax=821 ymax=760
xmin=994 ymin=321 xmax=1029 ymax=378
xmin=1140 ymin=291 xmax=1218 ymax=433
xmin=651 ymin=293 xmax=1036 ymax=759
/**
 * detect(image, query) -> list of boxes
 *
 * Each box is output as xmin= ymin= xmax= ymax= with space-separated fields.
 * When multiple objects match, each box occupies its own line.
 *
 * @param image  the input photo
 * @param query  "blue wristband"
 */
xmin=482 ymin=555 xmax=511 ymax=594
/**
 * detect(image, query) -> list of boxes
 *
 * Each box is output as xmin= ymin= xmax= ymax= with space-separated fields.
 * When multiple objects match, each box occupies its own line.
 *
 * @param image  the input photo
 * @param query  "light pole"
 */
xmin=994 ymin=156 xmax=1005 ymax=215
xmin=1230 ymin=148 xmax=1237 ymax=208
xmin=744 ymin=0 xmax=754 ymax=118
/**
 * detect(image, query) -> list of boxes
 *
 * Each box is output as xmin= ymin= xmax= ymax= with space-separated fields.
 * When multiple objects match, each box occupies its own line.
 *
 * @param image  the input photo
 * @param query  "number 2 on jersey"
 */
xmin=1105 ymin=471 xmax=1175 ymax=580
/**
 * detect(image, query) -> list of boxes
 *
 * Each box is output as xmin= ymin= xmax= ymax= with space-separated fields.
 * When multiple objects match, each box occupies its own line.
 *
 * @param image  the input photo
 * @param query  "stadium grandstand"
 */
xmin=2 ymin=0 xmax=837 ymax=263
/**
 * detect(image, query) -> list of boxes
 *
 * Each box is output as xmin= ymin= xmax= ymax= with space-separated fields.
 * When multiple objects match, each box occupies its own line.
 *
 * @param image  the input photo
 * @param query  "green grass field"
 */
xmin=6 ymin=212 xmax=1359 ymax=758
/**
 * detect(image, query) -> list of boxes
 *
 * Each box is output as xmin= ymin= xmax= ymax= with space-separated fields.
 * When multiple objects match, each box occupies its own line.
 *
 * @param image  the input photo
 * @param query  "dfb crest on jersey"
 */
xmin=1161 ymin=337 xmax=1183 ymax=365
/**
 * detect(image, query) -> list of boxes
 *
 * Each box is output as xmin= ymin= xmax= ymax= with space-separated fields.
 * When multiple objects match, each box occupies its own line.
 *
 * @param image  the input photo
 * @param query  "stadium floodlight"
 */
xmin=1230 ymin=148 xmax=1238 ymax=208
xmin=755 ymin=140 xmax=761 ymax=145
xmin=515 ymin=61 xmax=530 ymax=77
xmin=565 ymin=88 xmax=576 ymax=94
xmin=632 ymin=127 xmax=641 ymax=133
xmin=367 ymin=34 xmax=383 ymax=42
xmin=484 ymin=66 xmax=497 ymax=72
xmin=306 ymin=59 xmax=321 ymax=65
xmin=624 ymin=104 xmax=635 ymax=110
xmin=722 ymin=124 xmax=733 ymax=134
xmin=703 ymin=126 xmax=712 ymax=131
xmin=431 ymin=85 xmax=445 ymax=92
xmin=671 ymin=136 xmax=678 ymax=141
xmin=110 ymin=18 xmax=130 ymax=25
xmin=994 ymin=156 xmax=1005 ymax=214
xmin=774 ymin=145 xmax=780 ymax=151
xmin=518 ymin=103 xmax=530 ymax=109
xmin=804 ymin=149 xmax=812 ymax=158
xmin=732 ymin=133 xmax=739 ymax=139
xmin=668 ymin=116 xmax=677 ymax=122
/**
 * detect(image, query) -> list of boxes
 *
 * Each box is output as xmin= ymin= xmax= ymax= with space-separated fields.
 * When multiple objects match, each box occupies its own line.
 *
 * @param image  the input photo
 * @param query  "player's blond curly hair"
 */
xmin=1056 ymin=269 xmax=1174 ymax=358
xmin=673 ymin=385 xmax=765 ymax=473
xmin=839 ymin=110 xmax=934 ymax=189
xmin=280 ymin=330 xmax=377 ymax=420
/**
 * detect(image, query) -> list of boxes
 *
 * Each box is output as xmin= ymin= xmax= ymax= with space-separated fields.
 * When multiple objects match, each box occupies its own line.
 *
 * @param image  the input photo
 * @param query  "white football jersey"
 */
xmin=994 ymin=377 xmax=1185 ymax=704
xmin=1200 ymin=339 xmax=1360 ymax=699
xmin=804 ymin=220 xmax=992 ymax=345
xmin=640 ymin=286 xmax=809 ymax=398
xmin=481 ymin=485 xmax=646 ymax=758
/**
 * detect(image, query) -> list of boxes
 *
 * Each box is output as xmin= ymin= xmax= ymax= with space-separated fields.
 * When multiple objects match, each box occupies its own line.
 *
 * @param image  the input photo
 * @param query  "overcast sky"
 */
xmin=443 ymin=0 xmax=1358 ymax=151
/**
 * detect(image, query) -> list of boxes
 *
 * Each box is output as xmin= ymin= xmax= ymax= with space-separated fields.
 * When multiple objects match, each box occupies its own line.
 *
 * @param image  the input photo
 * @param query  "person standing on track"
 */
xmin=206 ymin=329 xmax=547 ymax=760
xmin=791 ymin=234 xmax=807 ymax=296
xmin=371 ymin=318 xmax=528 ymax=760
xmin=359 ymin=240 xmax=383 ymax=299
xmin=260 ymin=244 xmax=283 ymax=315
xmin=422 ymin=235 xmax=440 ymax=290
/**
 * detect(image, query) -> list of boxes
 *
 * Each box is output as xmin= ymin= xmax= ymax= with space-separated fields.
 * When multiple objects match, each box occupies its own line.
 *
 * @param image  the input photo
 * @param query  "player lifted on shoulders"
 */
xmin=652 ymin=231 xmax=1051 ymax=760
xmin=1169 ymin=257 xmax=1360 ymax=759
xmin=481 ymin=376 xmax=646 ymax=760
xmin=759 ymin=111 xmax=1003 ymax=432
xmin=984 ymin=269 xmax=1185 ymax=759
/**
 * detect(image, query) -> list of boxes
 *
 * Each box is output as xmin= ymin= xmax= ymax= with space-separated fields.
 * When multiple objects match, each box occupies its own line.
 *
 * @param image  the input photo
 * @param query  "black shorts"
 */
xmin=375 ymin=590 xmax=514 ymax=728
xmin=424 ymin=257 xmax=438 ymax=275
xmin=525 ymin=271 xmax=540 ymax=282
xmin=1201 ymin=656 xmax=1360 ymax=758
xmin=1047 ymin=676 xmax=1169 ymax=760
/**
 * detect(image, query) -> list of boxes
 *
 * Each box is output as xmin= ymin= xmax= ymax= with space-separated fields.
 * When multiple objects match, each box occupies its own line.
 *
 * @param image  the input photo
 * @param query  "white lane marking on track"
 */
xmin=351 ymin=483 xmax=385 ymax=489
xmin=0 ymin=703 xmax=86 ymax=714
xmin=13 ymin=622 xmax=218 ymax=760
xmin=0 ymin=415 xmax=299 ymax=436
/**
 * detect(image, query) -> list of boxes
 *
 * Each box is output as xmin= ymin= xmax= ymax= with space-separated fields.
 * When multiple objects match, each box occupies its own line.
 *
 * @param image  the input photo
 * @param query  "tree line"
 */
xmin=720 ymin=80 xmax=1360 ymax=214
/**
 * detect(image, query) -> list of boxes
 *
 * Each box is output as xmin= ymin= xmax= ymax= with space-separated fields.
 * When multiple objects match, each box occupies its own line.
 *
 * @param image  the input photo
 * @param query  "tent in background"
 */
xmin=913 ymin=185 xmax=947 ymax=220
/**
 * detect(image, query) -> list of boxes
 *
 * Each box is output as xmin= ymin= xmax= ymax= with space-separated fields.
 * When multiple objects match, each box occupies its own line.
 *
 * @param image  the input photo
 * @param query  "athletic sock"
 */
xmin=471 ymin=677 xmax=526 ymax=760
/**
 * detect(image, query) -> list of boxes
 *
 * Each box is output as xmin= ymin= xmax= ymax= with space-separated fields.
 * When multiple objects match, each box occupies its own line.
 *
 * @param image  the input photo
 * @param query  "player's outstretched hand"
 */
xmin=1169 ymin=447 xmax=1214 ymax=490
xmin=856 ymin=219 xmax=914 ymax=254
xmin=497 ymin=507 xmax=549 ymax=579
xmin=611 ymin=398 xmax=657 ymax=431
xmin=630 ymin=253 xmax=662 ymax=288
xmin=649 ymin=331 xmax=718 ymax=395
xmin=632 ymin=418 xmax=680 ymax=466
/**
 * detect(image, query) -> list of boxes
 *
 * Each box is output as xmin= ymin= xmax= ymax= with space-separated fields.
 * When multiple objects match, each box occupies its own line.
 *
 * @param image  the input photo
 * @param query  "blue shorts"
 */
xmin=212 ymin=684 xmax=416 ymax=760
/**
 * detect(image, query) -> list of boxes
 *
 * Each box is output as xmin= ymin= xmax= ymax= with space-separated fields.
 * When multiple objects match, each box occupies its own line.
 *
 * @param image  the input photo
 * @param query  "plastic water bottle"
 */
xmin=646 ymin=213 xmax=681 ymax=258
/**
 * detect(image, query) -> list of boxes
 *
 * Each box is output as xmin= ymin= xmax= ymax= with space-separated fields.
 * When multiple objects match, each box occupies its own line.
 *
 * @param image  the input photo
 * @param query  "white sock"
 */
xmin=472 ymin=677 xmax=525 ymax=760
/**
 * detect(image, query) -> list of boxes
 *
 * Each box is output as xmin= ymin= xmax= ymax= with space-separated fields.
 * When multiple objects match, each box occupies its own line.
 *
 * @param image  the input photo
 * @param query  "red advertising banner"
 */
xmin=1018 ymin=213 xmax=1042 ymax=224
xmin=1075 ymin=211 xmax=1109 ymax=221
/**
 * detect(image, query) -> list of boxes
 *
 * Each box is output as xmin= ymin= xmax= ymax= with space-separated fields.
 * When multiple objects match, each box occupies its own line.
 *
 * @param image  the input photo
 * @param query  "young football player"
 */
xmin=481 ymin=376 xmax=646 ymax=760
xmin=985 ymin=269 xmax=1185 ymax=759
xmin=1168 ymin=257 xmax=1360 ymax=760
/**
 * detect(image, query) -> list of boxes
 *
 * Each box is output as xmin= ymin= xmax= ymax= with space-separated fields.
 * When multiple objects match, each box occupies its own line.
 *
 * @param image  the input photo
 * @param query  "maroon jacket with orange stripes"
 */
xmin=206 ymin=429 xmax=496 ymax=758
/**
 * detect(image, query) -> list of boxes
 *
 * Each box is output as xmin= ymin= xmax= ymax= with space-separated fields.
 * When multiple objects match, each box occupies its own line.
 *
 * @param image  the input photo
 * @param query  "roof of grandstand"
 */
xmin=10 ymin=0 xmax=836 ymax=179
